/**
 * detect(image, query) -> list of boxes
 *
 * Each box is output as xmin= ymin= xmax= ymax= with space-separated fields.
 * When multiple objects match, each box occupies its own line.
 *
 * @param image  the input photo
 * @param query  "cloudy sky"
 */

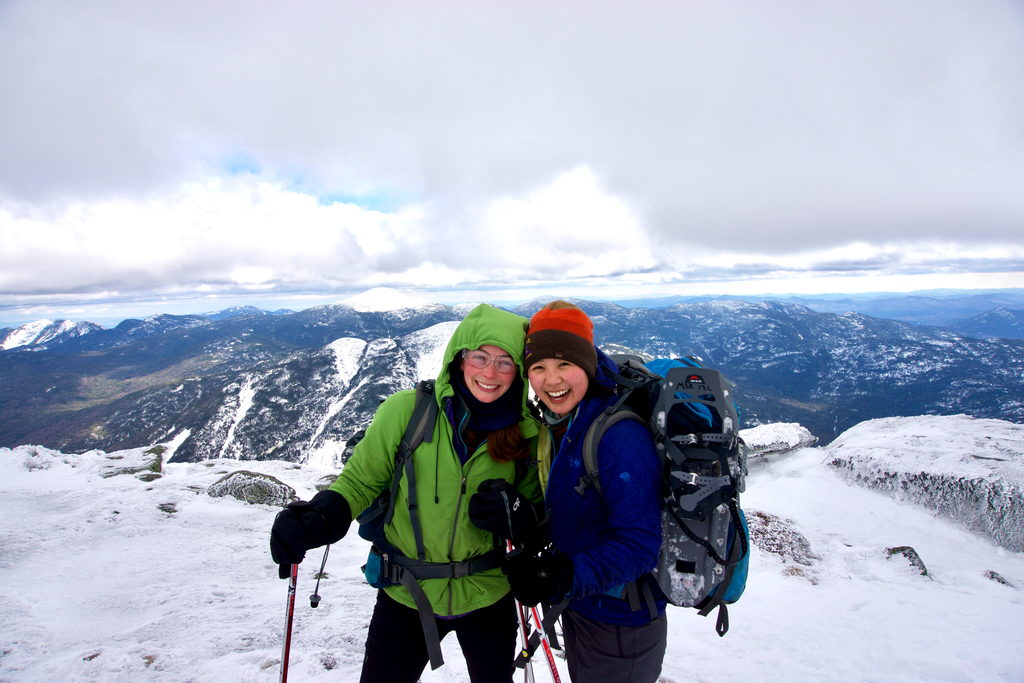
xmin=1 ymin=0 xmax=1022 ymax=325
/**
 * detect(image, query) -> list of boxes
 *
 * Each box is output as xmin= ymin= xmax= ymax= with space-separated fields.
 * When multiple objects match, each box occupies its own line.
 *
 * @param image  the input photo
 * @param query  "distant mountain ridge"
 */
xmin=609 ymin=290 xmax=1024 ymax=338
xmin=949 ymin=308 xmax=1024 ymax=340
xmin=2 ymin=296 xmax=1022 ymax=465
xmin=0 ymin=319 xmax=103 ymax=351
xmin=4 ymin=289 xmax=1023 ymax=350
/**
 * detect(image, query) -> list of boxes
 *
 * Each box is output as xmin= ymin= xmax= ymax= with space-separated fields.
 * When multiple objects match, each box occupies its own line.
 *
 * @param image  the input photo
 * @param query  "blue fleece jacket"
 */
xmin=542 ymin=349 xmax=665 ymax=626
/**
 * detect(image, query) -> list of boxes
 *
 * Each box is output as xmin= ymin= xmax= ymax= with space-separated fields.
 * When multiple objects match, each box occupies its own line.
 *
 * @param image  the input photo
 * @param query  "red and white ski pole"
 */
xmin=530 ymin=604 xmax=562 ymax=683
xmin=516 ymin=598 xmax=537 ymax=683
xmin=280 ymin=563 xmax=298 ymax=683
xmin=509 ymin=541 xmax=536 ymax=683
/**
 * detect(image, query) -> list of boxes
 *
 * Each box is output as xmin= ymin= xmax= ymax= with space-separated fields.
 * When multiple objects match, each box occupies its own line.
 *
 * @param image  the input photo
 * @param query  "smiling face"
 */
xmin=527 ymin=357 xmax=590 ymax=417
xmin=460 ymin=343 xmax=517 ymax=403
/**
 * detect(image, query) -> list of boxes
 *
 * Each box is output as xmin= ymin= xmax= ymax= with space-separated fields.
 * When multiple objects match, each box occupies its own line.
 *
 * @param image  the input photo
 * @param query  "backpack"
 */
xmin=580 ymin=354 xmax=750 ymax=636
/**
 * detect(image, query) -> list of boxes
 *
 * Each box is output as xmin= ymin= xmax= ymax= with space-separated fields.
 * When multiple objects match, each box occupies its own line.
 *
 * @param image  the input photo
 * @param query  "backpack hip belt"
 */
xmin=373 ymin=542 xmax=505 ymax=583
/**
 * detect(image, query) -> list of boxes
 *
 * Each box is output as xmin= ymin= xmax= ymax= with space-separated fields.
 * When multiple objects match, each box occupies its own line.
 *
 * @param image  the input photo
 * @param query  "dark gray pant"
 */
xmin=562 ymin=608 xmax=667 ymax=683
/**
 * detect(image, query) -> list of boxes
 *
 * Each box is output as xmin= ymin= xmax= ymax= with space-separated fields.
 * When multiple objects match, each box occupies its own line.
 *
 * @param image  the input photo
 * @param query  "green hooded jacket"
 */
xmin=330 ymin=303 xmax=541 ymax=616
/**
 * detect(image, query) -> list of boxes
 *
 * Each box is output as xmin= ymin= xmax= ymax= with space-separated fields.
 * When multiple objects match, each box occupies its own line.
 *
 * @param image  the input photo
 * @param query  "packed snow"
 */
xmin=1 ymin=415 xmax=1022 ymax=682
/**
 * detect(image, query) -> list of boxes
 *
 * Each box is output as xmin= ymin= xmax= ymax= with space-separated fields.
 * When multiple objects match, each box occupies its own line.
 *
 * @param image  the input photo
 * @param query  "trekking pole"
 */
xmin=279 ymin=563 xmax=298 ymax=683
xmin=509 ymin=542 xmax=536 ymax=683
xmin=516 ymin=598 xmax=537 ymax=683
xmin=529 ymin=604 xmax=562 ymax=683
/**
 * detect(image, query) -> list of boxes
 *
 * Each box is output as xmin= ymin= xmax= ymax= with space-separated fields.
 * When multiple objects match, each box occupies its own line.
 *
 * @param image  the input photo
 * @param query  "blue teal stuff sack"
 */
xmin=361 ymin=545 xmax=398 ymax=589
xmin=718 ymin=508 xmax=749 ymax=604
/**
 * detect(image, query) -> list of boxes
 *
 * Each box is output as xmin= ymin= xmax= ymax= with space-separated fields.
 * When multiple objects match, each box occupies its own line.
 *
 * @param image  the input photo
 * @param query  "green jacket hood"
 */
xmin=435 ymin=304 xmax=530 ymax=409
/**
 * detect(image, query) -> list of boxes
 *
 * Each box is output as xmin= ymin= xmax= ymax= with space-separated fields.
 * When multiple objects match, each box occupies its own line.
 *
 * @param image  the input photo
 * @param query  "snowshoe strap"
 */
xmin=623 ymin=577 xmax=660 ymax=620
xmin=715 ymin=603 xmax=730 ymax=637
xmin=694 ymin=502 xmax=747 ymax=636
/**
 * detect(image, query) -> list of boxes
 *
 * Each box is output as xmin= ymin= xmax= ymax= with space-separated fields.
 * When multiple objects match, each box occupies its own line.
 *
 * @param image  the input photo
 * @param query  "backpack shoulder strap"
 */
xmin=576 ymin=407 xmax=645 ymax=496
xmin=384 ymin=379 xmax=437 ymax=560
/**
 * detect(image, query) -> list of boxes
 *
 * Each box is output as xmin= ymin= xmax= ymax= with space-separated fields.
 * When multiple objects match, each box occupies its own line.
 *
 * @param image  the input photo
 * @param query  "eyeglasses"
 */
xmin=462 ymin=349 xmax=517 ymax=374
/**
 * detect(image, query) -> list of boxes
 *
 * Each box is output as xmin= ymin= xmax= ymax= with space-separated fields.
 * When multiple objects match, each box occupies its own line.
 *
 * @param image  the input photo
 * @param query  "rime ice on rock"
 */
xmin=741 ymin=423 xmax=818 ymax=458
xmin=826 ymin=415 xmax=1024 ymax=552
xmin=207 ymin=470 xmax=296 ymax=506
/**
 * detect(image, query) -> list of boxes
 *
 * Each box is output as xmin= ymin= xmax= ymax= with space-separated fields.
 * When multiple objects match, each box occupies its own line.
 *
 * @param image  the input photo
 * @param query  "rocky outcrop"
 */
xmin=826 ymin=415 xmax=1024 ymax=552
xmin=207 ymin=470 xmax=296 ymax=506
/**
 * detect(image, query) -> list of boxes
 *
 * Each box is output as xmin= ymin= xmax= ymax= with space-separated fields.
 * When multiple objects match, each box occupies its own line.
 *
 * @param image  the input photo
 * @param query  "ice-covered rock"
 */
xmin=207 ymin=470 xmax=296 ymax=506
xmin=825 ymin=415 xmax=1024 ymax=552
xmin=741 ymin=422 xmax=818 ymax=457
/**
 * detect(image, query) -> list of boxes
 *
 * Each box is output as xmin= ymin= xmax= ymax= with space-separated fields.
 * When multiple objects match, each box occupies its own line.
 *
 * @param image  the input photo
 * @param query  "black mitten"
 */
xmin=502 ymin=547 xmax=574 ymax=607
xmin=468 ymin=478 xmax=544 ymax=547
xmin=270 ymin=490 xmax=352 ymax=578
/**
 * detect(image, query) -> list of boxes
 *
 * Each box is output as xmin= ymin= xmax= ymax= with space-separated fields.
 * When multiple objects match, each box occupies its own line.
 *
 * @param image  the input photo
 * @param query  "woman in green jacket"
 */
xmin=270 ymin=303 xmax=541 ymax=682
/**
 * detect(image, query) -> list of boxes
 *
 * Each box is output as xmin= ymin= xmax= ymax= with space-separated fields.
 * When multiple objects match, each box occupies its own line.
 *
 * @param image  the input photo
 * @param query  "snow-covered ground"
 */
xmin=1 ymin=417 xmax=1023 ymax=682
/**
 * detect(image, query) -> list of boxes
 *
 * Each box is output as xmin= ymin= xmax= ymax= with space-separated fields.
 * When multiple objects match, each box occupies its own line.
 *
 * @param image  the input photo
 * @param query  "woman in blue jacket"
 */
xmin=495 ymin=300 xmax=666 ymax=682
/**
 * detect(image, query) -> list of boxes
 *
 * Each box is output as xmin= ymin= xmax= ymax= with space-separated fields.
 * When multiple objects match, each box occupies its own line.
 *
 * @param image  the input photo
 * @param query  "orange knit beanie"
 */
xmin=524 ymin=300 xmax=597 ymax=377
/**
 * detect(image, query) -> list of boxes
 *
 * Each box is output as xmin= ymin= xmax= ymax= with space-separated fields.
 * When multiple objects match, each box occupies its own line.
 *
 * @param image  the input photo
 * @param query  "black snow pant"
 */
xmin=562 ymin=607 xmax=668 ymax=683
xmin=359 ymin=589 xmax=519 ymax=683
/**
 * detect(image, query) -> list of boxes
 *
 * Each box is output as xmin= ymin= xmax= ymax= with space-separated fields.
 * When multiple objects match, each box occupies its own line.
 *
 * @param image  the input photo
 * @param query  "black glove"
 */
xmin=468 ymin=478 xmax=544 ymax=548
xmin=503 ymin=547 xmax=574 ymax=607
xmin=270 ymin=490 xmax=352 ymax=578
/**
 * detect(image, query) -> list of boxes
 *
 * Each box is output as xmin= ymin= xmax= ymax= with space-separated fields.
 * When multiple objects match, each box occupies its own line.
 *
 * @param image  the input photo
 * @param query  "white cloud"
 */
xmin=473 ymin=166 xmax=655 ymax=278
xmin=0 ymin=0 xmax=1022 ymax=315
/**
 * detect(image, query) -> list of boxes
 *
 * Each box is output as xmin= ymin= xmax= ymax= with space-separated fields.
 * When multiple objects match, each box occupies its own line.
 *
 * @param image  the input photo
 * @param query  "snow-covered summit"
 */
xmin=336 ymin=287 xmax=437 ymax=312
xmin=1 ymin=319 xmax=55 ymax=349
xmin=1 ymin=319 xmax=101 ymax=350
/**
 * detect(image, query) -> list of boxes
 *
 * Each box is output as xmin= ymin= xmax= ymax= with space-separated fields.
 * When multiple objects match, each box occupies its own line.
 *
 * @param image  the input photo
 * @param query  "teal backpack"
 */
xmin=580 ymin=355 xmax=750 ymax=636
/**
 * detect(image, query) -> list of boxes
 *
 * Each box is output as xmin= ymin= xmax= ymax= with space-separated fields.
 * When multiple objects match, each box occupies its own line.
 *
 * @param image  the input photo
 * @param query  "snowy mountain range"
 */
xmin=2 ymin=292 xmax=1023 ymax=464
xmin=4 ymin=288 xmax=1023 ymax=353
xmin=598 ymin=289 xmax=1024 ymax=336
xmin=1 ymin=415 xmax=1021 ymax=682
xmin=0 ymin=318 xmax=103 ymax=350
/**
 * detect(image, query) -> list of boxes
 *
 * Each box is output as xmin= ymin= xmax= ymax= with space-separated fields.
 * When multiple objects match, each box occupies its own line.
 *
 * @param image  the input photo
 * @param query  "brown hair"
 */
xmin=464 ymin=423 xmax=531 ymax=463
xmin=489 ymin=422 xmax=531 ymax=462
